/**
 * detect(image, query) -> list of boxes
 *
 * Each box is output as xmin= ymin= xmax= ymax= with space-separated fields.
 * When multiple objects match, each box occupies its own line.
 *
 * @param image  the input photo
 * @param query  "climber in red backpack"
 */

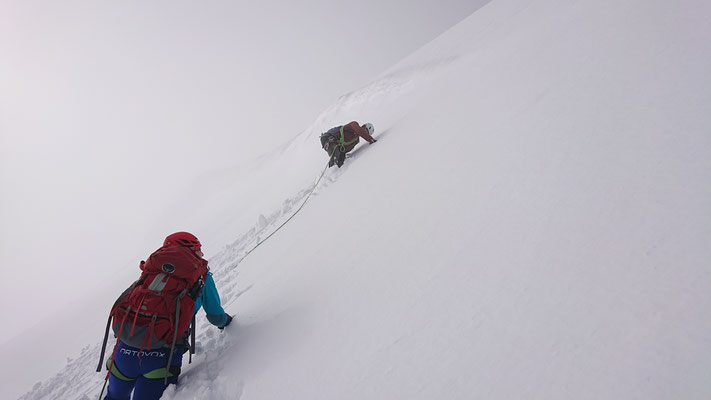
xmin=97 ymin=232 xmax=233 ymax=400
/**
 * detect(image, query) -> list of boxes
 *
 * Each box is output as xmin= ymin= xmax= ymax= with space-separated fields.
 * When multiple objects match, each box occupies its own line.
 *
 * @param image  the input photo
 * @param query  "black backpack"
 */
xmin=320 ymin=126 xmax=342 ymax=148
xmin=319 ymin=125 xmax=359 ymax=150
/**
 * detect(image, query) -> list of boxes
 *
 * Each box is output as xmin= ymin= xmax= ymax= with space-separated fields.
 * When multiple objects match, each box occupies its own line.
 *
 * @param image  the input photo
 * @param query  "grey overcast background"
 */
xmin=0 ymin=1 xmax=489 ymax=342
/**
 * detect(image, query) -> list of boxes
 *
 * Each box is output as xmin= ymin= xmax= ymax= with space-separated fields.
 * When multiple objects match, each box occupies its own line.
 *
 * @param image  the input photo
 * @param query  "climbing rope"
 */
xmin=237 ymin=148 xmax=337 ymax=264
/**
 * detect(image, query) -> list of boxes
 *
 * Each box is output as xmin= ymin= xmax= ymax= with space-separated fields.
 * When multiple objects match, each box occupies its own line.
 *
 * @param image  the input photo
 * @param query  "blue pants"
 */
xmin=105 ymin=341 xmax=183 ymax=400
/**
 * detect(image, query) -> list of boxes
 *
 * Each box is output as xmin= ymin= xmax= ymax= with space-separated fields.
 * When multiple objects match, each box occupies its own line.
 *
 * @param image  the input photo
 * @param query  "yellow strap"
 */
xmin=143 ymin=367 xmax=173 ymax=379
xmin=106 ymin=358 xmax=136 ymax=382
xmin=339 ymin=125 xmax=359 ymax=149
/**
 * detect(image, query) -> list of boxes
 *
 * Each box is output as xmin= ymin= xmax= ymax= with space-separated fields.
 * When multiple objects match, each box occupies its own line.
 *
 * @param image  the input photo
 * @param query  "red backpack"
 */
xmin=96 ymin=244 xmax=209 ymax=376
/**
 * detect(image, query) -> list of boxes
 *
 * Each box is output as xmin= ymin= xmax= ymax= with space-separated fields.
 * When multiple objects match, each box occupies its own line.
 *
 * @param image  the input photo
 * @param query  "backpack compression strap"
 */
xmin=164 ymin=289 xmax=187 ymax=384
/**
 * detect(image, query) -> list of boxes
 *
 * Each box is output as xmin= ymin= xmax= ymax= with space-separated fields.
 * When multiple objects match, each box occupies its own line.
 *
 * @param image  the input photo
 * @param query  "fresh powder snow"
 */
xmin=10 ymin=0 xmax=711 ymax=399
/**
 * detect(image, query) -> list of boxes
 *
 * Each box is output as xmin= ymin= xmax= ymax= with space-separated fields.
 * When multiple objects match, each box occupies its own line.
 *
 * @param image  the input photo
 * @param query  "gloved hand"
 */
xmin=218 ymin=314 xmax=233 ymax=330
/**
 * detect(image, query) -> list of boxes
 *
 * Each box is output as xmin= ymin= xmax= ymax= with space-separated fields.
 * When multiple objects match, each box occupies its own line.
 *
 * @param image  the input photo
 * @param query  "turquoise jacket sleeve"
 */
xmin=193 ymin=272 xmax=229 ymax=327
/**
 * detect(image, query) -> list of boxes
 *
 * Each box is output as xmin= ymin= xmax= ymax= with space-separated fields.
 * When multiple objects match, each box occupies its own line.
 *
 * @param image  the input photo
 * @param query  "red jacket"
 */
xmin=340 ymin=121 xmax=376 ymax=153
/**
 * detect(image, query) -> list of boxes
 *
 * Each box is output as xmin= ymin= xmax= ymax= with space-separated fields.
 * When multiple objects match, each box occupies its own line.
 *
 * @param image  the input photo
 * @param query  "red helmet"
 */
xmin=164 ymin=231 xmax=202 ymax=252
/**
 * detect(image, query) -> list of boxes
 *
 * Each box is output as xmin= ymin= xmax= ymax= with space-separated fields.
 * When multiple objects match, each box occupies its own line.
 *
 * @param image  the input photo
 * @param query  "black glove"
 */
xmin=218 ymin=314 xmax=233 ymax=330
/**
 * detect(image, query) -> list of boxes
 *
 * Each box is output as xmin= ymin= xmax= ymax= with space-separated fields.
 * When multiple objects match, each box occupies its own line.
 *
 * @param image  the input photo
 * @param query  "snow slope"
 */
xmin=17 ymin=0 xmax=711 ymax=399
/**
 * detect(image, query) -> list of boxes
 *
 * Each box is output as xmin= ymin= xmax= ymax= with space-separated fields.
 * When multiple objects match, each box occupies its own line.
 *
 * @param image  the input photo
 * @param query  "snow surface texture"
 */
xmin=16 ymin=0 xmax=711 ymax=399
